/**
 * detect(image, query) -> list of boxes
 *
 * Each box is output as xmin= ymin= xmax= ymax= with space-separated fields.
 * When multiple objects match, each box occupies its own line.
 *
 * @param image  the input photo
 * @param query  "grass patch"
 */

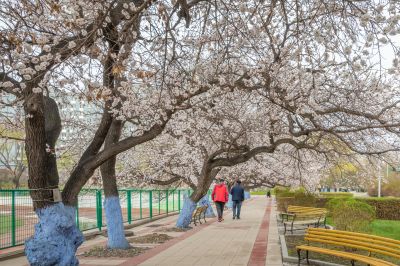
xmin=250 ymin=191 xmax=269 ymax=195
xmin=0 ymin=214 xmax=23 ymax=235
xmin=326 ymin=217 xmax=400 ymax=240
xmin=371 ymin=219 xmax=400 ymax=240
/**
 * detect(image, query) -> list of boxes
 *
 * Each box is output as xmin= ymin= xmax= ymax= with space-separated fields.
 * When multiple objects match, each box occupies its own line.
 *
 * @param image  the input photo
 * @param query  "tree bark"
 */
xmin=101 ymin=120 xmax=123 ymax=198
xmin=100 ymin=120 xmax=130 ymax=249
xmin=44 ymin=96 xmax=62 ymax=187
xmin=24 ymin=92 xmax=52 ymax=210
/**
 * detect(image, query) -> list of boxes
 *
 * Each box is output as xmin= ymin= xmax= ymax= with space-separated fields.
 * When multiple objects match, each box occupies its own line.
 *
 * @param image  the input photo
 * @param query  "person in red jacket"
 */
xmin=211 ymin=178 xmax=229 ymax=222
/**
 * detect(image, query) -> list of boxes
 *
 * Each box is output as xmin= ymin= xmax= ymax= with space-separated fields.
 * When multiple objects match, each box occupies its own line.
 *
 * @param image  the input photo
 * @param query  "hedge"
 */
xmin=356 ymin=198 xmax=400 ymax=220
xmin=276 ymin=197 xmax=295 ymax=211
xmin=277 ymin=195 xmax=400 ymax=220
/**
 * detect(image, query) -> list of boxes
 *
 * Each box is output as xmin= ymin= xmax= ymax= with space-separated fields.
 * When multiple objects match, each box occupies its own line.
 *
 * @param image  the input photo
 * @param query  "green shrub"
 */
xmin=276 ymin=187 xmax=318 ymax=211
xmin=330 ymin=198 xmax=376 ymax=233
xmin=276 ymin=197 xmax=295 ymax=212
xmin=292 ymin=189 xmax=317 ymax=207
xmin=357 ymin=198 xmax=400 ymax=220
xmin=275 ymin=187 xmax=294 ymax=197
xmin=325 ymin=197 xmax=344 ymax=213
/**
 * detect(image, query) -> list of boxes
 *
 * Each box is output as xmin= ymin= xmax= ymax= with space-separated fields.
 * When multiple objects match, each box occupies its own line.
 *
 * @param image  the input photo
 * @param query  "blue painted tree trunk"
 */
xmin=176 ymin=195 xmax=197 ymax=228
xmin=199 ymin=194 xmax=215 ymax=218
xmin=25 ymin=203 xmax=84 ymax=266
xmin=244 ymin=191 xmax=251 ymax=199
xmin=104 ymin=197 xmax=130 ymax=249
xmin=226 ymin=194 xmax=233 ymax=208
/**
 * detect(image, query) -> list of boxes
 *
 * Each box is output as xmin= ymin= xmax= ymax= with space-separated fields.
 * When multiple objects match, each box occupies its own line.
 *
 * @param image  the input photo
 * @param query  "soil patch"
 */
xmin=129 ymin=233 xmax=173 ymax=244
xmin=285 ymin=235 xmax=400 ymax=265
xmin=82 ymin=245 xmax=147 ymax=257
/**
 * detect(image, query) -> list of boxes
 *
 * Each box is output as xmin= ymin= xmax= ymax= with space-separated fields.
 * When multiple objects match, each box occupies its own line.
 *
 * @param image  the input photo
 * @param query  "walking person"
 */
xmin=212 ymin=178 xmax=229 ymax=222
xmin=230 ymin=180 xmax=245 ymax=219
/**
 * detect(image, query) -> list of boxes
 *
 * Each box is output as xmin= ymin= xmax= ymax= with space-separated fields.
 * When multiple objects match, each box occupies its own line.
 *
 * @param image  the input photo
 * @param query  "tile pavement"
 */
xmin=1 ymin=196 xmax=284 ymax=266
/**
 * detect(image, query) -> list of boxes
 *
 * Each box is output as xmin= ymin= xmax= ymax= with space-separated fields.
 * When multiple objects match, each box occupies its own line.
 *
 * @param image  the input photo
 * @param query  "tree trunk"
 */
xmin=100 ymin=120 xmax=130 ymax=249
xmin=198 ymin=194 xmax=215 ymax=218
xmin=176 ymin=165 xmax=219 ymax=228
xmin=24 ymin=93 xmax=52 ymax=210
xmin=44 ymin=96 xmax=62 ymax=187
xmin=24 ymin=95 xmax=83 ymax=266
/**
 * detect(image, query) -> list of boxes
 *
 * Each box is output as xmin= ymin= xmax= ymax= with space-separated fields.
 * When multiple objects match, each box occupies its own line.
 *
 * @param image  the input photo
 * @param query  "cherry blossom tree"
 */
xmin=1 ymin=0 xmax=400 ymax=263
xmin=0 ymin=0 xmax=214 ymax=264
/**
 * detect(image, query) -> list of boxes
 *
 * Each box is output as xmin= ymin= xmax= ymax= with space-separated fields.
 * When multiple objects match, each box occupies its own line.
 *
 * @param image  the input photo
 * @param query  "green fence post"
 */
xmin=96 ymin=190 xmax=102 ymax=231
xmin=76 ymin=200 xmax=80 ymax=230
xmin=127 ymin=190 xmax=132 ymax=224
xmin=158 ymin=190 xmax=161 ymax=215
xmin=172 ymin=190 xmax=175 ymax=211
xmin=149 ymin=190 xmax=153 ymax=219
xmin=178 ymin=190 xmax=181 ymax=212
xmin=166 ymin=190 xmax=169 ymax=214
xmin=139 ymin=190 xmax=142 ymax=219
xmin=11 ymin=190 xmax=16 ymax=246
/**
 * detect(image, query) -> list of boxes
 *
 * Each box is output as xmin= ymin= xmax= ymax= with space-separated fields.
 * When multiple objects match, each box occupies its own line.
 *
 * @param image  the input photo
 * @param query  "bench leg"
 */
xmin=306 ymin=250 xmax=309 ymax=264
xmin=297 ymin=249 xmax=301 ymax=265
xmin=291 ymin=223 xmax=294 ymax=234
xmin=284 ymin=223 xmax=287 ymax=234
xmin=351 ymin=259 xmax=355 ymax=266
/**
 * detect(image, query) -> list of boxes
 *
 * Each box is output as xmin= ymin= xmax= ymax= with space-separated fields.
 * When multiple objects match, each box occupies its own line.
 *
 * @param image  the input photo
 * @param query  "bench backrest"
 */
xmin=287 ymin=205 xmax=327 ymax=213
xmin=305 ymin=228 xmax=400 ymax=259
xmin=292 ymin=211 xmax=327 ymax=221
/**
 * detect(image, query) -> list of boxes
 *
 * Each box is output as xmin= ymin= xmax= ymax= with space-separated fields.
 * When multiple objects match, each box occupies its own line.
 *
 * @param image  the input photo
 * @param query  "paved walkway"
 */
xmin=124 ymin=196 xmax=282 ymax=266
xmin=1 ymin=196 xmax=283 ymax=266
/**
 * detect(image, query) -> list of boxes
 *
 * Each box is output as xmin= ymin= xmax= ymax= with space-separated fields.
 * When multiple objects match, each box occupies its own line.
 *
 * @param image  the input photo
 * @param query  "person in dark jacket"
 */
xmin=230 ymin=180 xmax=245 ymax=219
xmin=211 ymin=178 xmax=229 ymax=222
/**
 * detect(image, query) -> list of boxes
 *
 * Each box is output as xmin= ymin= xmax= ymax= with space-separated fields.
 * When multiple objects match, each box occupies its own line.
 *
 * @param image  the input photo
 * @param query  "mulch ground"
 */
xmin=129 ymin=233 xmax=173 ymax=244
xmin=82 ymin=245 xmax=148 ymax=258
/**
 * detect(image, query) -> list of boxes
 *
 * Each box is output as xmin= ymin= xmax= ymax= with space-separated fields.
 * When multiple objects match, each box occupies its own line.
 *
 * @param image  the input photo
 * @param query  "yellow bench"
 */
xmin=296 ymin=228 xmax=400 ymax=266
xmin=285 ymin=206 xmax=326 ymax=216
xmin=190 ymin=206 xmax=207 ymax=226
xmin=283 ymin=210 xmax=328 ymax=234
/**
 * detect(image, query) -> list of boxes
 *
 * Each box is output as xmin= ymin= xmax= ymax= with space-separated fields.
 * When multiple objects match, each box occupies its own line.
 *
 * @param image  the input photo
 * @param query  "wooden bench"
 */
xmin=280 ymin=205 xmax=327 ymax=222
xmin=190 ymin=206 xmax=207 ymax=226
xmin=283 ymin=210 xmax=327 ymax=234
xmin=296 ymin=228 xmax=400 ymax=266
xmin=287 ymin=205 xmax=327 ymax=213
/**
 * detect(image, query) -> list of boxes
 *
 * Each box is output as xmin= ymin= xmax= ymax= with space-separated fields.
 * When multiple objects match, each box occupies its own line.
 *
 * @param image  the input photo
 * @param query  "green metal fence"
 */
xmin=0 ymin=188 xmax=191 ymax=250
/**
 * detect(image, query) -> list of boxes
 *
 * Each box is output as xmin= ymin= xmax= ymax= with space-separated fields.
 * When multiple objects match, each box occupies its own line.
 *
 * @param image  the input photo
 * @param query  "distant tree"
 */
xmin=0 ymin=139 xmax=26 ymax=188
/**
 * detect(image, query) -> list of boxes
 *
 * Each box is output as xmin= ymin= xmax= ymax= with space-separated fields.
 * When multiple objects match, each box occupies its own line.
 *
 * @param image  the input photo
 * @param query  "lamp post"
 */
xmin=378 ymin=174 xmax=382 ymax=198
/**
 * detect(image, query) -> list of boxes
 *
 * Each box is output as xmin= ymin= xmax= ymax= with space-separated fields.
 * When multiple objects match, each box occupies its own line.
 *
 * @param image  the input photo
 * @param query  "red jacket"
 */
xmin=212 ymin=184 xmax=229 ymax=203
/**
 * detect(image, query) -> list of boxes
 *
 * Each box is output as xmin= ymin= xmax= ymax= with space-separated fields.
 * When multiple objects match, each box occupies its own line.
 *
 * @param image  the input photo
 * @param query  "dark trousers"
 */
xmin=232 ymin=200 xmax=242 ymax=218
xmin=215 ymin=201 xmax=225 ymax=219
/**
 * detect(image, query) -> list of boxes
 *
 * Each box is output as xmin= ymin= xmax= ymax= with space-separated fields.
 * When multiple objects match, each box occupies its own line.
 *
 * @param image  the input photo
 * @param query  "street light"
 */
xmin=378 ymin=174 xmax=381 ymax=198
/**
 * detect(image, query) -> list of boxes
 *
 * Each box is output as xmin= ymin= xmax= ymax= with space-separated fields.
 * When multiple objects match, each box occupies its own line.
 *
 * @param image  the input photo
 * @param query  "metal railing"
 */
xmin=0 ymin=188 xmax=192 ymax=250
